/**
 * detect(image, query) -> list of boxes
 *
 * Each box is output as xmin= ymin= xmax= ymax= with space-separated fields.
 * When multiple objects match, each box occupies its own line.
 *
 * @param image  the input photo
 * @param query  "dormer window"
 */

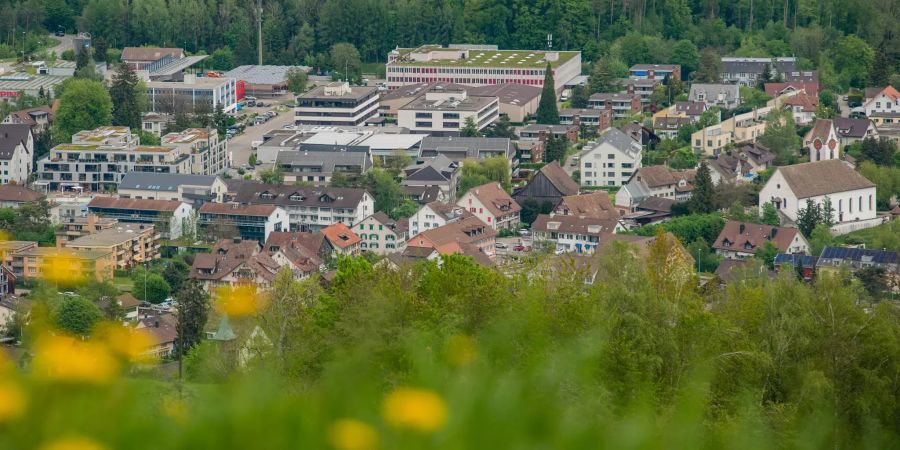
xmin=744 ymin=242 xmax=754 ymax=250
xmin=289 ymin=193 xmax=305 ymax=201
xmin=722 ymin=239 xmax=731 ymax=248
xmin=260 ymin=192 xmax=275 ymax=200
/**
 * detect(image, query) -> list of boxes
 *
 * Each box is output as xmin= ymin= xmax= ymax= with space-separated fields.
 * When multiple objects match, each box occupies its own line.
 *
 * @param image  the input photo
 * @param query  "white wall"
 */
xmin=580 ymin=142 xmax=641 ymax=187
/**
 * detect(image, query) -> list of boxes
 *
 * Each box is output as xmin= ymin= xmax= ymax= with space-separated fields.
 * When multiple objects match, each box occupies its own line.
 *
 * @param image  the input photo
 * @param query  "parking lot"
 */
xmin=226 ymin=96 xmax=295 ymax=171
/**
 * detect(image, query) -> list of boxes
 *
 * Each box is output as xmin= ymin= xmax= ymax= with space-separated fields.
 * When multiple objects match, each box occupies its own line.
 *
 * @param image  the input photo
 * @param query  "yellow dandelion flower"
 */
xmin=40 ymin=436 xmax=106 ymax=450
xmin=215 ymin=284 xmax=265 ymax=317
xmin=327 ymin=419 xmax=379 ymax=450
xmin=42 ymin=252 xmax=86 ymax=284
xmin=95 ymin=323 xmax=158 ymax=364
xmin=0 ymin=379 xmax=26 ymax=422
xmin=383 ymin=388 xmax=447 ymax=433
xmin=32 ymin=334 xmax=120 ymax=384
xmin=444 ymin=334 xmax=477 ymax=367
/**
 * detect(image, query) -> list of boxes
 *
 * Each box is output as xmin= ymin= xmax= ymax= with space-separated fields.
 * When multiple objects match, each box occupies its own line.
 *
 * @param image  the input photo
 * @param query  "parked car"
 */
xmin=513 ymin=245 xmax=530 ymax=252
xmin=495 ymin=242 xmax=508 ymax=249
xmin=518 ymin=229 xmax=531 ymax=236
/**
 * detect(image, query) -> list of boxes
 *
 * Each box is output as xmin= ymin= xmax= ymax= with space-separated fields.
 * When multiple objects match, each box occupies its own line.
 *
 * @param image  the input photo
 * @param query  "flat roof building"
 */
xmin=275 ymin=149 xmax=372 ymax=186
xmin=294 ymin=82 xmax=379 ymax=126
xmin=386 ymin=44 xmax=581 ymax=93
xmin=146 ymin=76 xmax=238 ymax=113
xmin=224 ymin=65 xmax=311 ymax=98
xmin=398 ymin=87 xmax=499 ymax=136
xmin=62 ymin=223 xmax=161 ymax=269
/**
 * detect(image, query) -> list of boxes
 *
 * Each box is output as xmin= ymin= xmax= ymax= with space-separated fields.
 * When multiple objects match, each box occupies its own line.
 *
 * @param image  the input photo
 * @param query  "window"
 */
xmin=621 ymin=163 xmax=633 ymax=168
xmin=584 ymin=162 xmax=592 ymax=168
xmin=859 ymin=196 xmax=862 ymax=211
xmin=869 ymin=194 xmax=873 ymax=210
xmin=607 ymin=154 xmax=614 ymax=159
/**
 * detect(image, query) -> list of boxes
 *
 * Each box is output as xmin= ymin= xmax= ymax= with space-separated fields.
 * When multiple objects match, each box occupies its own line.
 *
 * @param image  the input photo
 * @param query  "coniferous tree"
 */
xmin=570 ymin=85 xmax=589 ymax=108
xmin=796 ymin=199 xmax=821 ymax=237
xmin=176 ymin=279 xmax=210 ymax=356
xmin=868 ymin=43 xmax=891 ymax=88
xmin=461 ymin=117 xmax=480 ymax=137
xmin=109 ymin=63 xmax=143 ymax=130
xmin=93 ymin=37 xmax=108 ymax=62
xmin=689 ymin=162 xmax=715 ymax=214
xmin=536 ymin=63 xmax=559 ymax=124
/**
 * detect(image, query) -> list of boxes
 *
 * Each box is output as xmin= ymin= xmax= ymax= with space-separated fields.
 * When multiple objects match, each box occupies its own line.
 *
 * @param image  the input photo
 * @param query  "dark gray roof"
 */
xmin=231 ymin=183 xmax=370 ymax=209
xmin=817 ymin=247 xmax=899 ymax=266
xmin=721 ymin=58 xmax=796 ymax=75
xmin=595 ymin=128 xmax=641 ymax=156
xmin=833 ymin=118 xmax=873 ymax=139
xmin=223 ymin=65 xmax=310 ymax=85
xmin=119 ymin=172 xmax=219 ymax=192
xmin=275 ymin=150 xmax=371 ymax=173
xmin=689 ymin=84 xmax=740 ymax=102
xmin=419 ymin=137 xmax=513 ymax=161
xmin=0 ymin=124 xmax=32 ymax=160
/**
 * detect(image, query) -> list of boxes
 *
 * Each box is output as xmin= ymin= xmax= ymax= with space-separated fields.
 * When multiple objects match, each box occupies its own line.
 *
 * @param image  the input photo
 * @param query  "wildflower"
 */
xmin=32 ymin=334 xmax=120 ymax=384
xmin=215 ymin=284 xmax=265 ymax=317
xmin=327 ymin=419 xmax=379 ymax=450
xmin=444 ymin=334 xmax=477 ymax=367
xmin=42 ymin=252 xmax=86 ymax=284
xmin=0 ymin=379 xmax=26 ymax=422
xmin=40 ymin=436 xmax=106 ymax=450
xmin=383 ymin=388 xmax=447 ymax=432
xmin=95 ymin=323 xmax=158 ymax=364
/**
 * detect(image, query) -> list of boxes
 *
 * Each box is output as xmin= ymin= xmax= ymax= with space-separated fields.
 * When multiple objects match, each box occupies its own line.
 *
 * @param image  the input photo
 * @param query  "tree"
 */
xmin=740 ymin=86 xmax=771 ymax=109
xmin=869 ymin=44 xmax=891 ymax=88
xmin=535 ymin=63 xmax=559 ymax=124
xmin=821 ymin=196 xmax=835 ymax=228
xmin=543 ymin=136 xmax=567 ymax=163
xmin=689 ymin=162 xmax=715 ymax=214
xmin=588 ymin=58 xmax=620 ymax=93
xmin=51 ymin=79 xmax=113 ymax=143
xmin=261 ymin=269 xmax=322 ymax=365
xmin=55 ymin=297 xmax=102 ymax=336
xmin=163 ymin=258 xmax=191 ymax=293
xmin=75 ymin=47 xmax=91 ymax=71
xmin=133 ymin=269 xmax=172 ymax=304
xmin=329 ymin=43 xmax=362 ymax=83
xmin=809 ymin=224 xmax=835 ymax=256
xmin=859 ymin=137 xmax=896 ymax=167
xmin=830 ymin=35 xmax=874 ymax=89
xmin=796 ymin=199 xmax=821 ymax=237
xmin=208 ymin=48 xmax=236 ymax=71
xmin=670 ymin=40 xmax=699 ymax=77
xmin=754 ymin=241 xmax=778 ymax=269
xmin=758 ymin=108 xmax=799 ymax=165
xmin=756 ymin=63 xmax=773 ymax=89
xmin=461 ymin=117 xmax=480 ymax=137
xmin=365 ymin=168 xmax=404 ymax=214
xmin=695 ymin=48 xmax=720 ymax=83
xmin=662 ymin=0 xmax=691 ymax=39
xmin=175 ymin=279 xmax=210 ymax=356
xmin=391 ymin=199 xmax=420 ymax=220
xmin=484 ymin=115 xmax=516 ymax=139
xmin=109 ymin=63 xmax=145 ymax=130
xmin=258 ymin=168 xmax=285 ymax=184
xmin=570 ymin=85 xmax=589 ymax=108
xmin=286 ymin=67 xmax=308 ymax=94
xmin=92 ymin=37 xmax=108 ymax=62
xmin=760 ymin=202 xmax=780 ymax=226
xmin=855 ymin=266 xmax=888 ymax=299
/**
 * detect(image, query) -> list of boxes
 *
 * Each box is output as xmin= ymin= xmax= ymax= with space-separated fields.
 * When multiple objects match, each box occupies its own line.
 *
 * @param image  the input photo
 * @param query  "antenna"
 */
xmin=546 ymin=34 xmax=553 ymax=50
xmin=257 ymin=0 xmax=263 ymax=65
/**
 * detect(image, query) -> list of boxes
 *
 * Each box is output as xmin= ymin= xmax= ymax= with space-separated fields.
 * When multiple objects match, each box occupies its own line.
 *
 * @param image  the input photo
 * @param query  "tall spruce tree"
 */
xmin=109 ymin=63 xmax=143 ymax=130
xmin=689 ymin=162 xmax=715 ymax=214
xmin=175 ymin=279 xmax=210 ymax=356
xmin=536 ymin=63 xmax=559 ymax=124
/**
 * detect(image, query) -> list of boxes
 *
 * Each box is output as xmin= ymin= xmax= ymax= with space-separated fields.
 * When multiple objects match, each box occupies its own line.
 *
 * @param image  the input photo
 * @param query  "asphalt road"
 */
xmin=48 ymin=33 xmax=74 ymax=57
xmin=227 ymin=105 xmax=295 ymax=170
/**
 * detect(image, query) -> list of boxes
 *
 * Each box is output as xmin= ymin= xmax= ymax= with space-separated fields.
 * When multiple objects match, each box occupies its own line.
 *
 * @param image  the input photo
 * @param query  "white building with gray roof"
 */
xmin=117 ymin=172 xmax=228 ymax=207
xmin=275 ymin=149 xmax=372 ymax=186
xmin=579 ymin=127 xmax=642 ymax=188
xmin=689 ymin=84 xmax=741 ymax=109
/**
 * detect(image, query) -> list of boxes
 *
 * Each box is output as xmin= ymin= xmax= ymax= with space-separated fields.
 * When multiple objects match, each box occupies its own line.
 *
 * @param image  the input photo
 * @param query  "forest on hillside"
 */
xmin=1 ymin=0 xmax=898 ymax=84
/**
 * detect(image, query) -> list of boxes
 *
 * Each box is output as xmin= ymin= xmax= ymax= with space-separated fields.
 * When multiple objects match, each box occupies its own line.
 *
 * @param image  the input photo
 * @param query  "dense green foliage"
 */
xmin=0 ymin=200 xmax=56 ymax=245
xmin=632 ymin=213 xmax=725 ymax=245
xmin=109 ymin=63 xmax=146 ymax=130
xmin=51 ymin=78 xmax=113 ymax=144
xmin=54 ymin=296 xmax=102 ymax=336
xmin=535 ymin=63 xmax=559 ymax=125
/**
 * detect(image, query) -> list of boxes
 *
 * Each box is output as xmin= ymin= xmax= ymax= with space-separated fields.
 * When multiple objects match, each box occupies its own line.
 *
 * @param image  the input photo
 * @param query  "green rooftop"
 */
xmin=390 ymin=46 xmax=580 ymax=69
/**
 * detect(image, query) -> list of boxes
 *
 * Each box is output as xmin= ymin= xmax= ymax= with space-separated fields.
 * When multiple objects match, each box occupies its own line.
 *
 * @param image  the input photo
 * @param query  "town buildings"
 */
xmin=9 ymin=247 xmax=115 ymax=281
xmin=227 ymin=182 xmax=374 ymax=232
xmin=559 ymin=108 xmax=613 ymax=132
xmin=61 ymin=223 xmax=161 ymax=269
xmin=146 ymin=76 xmax=238 ymax=113
xmin=758 ymin=160 xmax=879 ymax=234
xmin=863 ymin=86 xmax=900 ymax=126
xmin=457 ymin=182 xmax=521 ymax=231
xmin=397 ymin=87 xmax=499 ymax=136
xmin=408 ymin=201 xmax=471 ymax=237
xmin=719 ymin=57 xmax=797 ymax=86
xmin=833 ymin=117 xmax=877 ymax=147
xmin=190 ymin=238 xmax=282 ymax=290
xmin=224 ymin=65 xmax=310 ymax=98
xmin=688 ymin=84 xmax=741 ymax=109
xmin=691 ymin=106 xmax=772 ymax=155
xmin=386 ymin=45 xmax=581 ymax=92
xmin=466 ymin=83 xmax=542 ymax=122
xmin=54 ymin=214 xmax=118 ymax=244
xmin=87 ymin=197 xmax=193 ymax=239
xmin=354 ymin=212 xmax=408 ymax=255
xmin=2 ymin=105 xmax=54 ymax=133
xmin=275 ymin=149 xmax=372 ymax=185
xmin=816 ymin=247 xmax=899 ymax=286
xmin=419 ymin=137 xmax=516 ymax=168
xmin=629 ymin=64 xmax=681 ymax=82
xmin=553 ymin=191 xmax=621 ymax=222
xmin=512 ymin=161 xmax=579 ymax=207
xmin=121 ymin=47 xmax=186 ymax=71
xmin=117 ymin=172 xmax=228 ymax=207
xmin=615 ymin=165 xmax=695 ymax=209
xmin=803 ymin=119 xmax=842 ymax=162
xmin=0 ymin=185 xmax=42 ymax=208
xmin=532 ymin=213 xmax=621 ymax=254
xmin=587 ymin=93 xmax=641 ymax=119
xmin=320 ymin=223 xmax=362 ymax=255
xmin=579 ymin=128 xmax=642 ymax=188
xmin=294 ymin=82 xmax=380 ymax=126
xmin=0 ymin=124 xmax=34 ymax=185
xmin=198 ymin=203 xmax=286 ymax=243
xmin=402 ymin=155 xmax=459 ymax=202
xmin=712 ymin=220 xmax=810 ymax=259
xmin=406 ymin=215 xmax=496 ymax=258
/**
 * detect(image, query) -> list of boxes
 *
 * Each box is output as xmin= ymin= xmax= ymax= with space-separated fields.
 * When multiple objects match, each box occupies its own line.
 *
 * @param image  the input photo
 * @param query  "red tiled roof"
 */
xmin=713 ymin=220 xmax=802 ymax=254
xmin=320 ymin=223 xmax=361 ymax=249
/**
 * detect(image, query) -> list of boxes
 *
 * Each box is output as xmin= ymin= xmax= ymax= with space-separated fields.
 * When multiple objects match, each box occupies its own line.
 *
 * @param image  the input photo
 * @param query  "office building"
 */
xmin=294 ymin=82 xmax=379 ymax=126
xmin=146 ymin=76 xmax=238 ymax=113
xmin=397 ymin=87 xmax=499 ymax=136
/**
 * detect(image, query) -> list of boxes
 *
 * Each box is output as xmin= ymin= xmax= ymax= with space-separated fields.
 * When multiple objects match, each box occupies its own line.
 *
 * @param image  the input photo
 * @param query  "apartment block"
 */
xmin=588 ymin=93 xmax=641 ymax=119
xmin=9 ymin=247 xmax=115 ymax=282
xmin=397 ymin=87 xmax=499 ymax=136
xmin=61 ymin=223 xmax=161 ymax=269
xmin=294 ymin=82 xmax=379 ymax=126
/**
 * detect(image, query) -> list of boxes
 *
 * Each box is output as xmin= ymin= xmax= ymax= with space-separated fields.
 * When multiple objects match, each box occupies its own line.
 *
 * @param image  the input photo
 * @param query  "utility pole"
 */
xmin=256 ymin=0 xmax=263 ymax=65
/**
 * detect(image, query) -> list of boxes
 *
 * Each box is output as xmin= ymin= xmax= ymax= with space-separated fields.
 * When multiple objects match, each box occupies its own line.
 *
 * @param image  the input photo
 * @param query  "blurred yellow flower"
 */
xmin=32 ymin=334 xmax=120 ymax=384
xmin=42 ymin=252 xmax=86 ymax=284
xmin=40 ymin=436 xmax=106 ymax=450
xmin=383 ymin=388 xmax=447 ymax=432
xmin=445 ymin=334 xmax=477 ymax=367
xmin=0 ymin=229 xmax=12 ymax=241
xmin=215 ymin=284 xmax=265 ymax=317
xmin=95 ymin=323 xmax=158 ymax=364
xmin=0 ymin=379 xmax=26 ymax=422
xmin=327 ymin=419 xmax=379 ymax=450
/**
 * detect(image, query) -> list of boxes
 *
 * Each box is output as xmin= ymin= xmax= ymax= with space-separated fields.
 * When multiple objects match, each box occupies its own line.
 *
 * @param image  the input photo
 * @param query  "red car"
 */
xmin=513 ymin=245 xmax=530 ymax=252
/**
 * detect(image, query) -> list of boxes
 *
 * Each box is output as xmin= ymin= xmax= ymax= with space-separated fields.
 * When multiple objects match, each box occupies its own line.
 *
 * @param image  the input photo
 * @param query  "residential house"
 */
xmin=735 ymin=142 xmax=776 ymax=171
xmin=406 ymin=216 xmax=496 ymax=258
xmin=816 ymin=247 xmax=899 ymax=291
xmin=0 ymin=124 xmax=33 ymax=185
xmin=559 ymin=108 xmax=613 ymax=132
xmin=553 ymin=191 xmax=620 ymax=221
xmin=0 ymin=241 xmax=37 ymax=266
xmin=719 ymin=57 xmax=797 ymax=86
xmin=408 ymin=201 xmax=472 ymax=237
xmin=516 ymin=124 xmax=578 ymax=144
xmin=0 ymin=185 xmax=42 ymax=208
xmin=418 ymin=137 xmax=515 ymax=167
xmin=782 ymin=92 xmax=818 ymax=125
xmin=136 ymin=312 xmax=178 ymax=359
xmin=264 ymin=231 xmax=333 ymax=267
xmin=117 ymin=293 xmax=142 ymax=321
xmin=587 ymin=93 xmax=641 ymax=119
xmin=691 ymin=106 xmax=772 ymax=155
xmin=62 ymin=223 xmax=160 ymax=269
xmin=629 ymin=64 xmax=681 ymax=82
xmin=759 ymin=159 xmax=880 ymax=234
xmin=87 ymin=197 xmax=193 ymax=239
xmin=623 ymin=77 xmax=661 ymax=107
xmin=689 ymin=84 xmax=741 ymax=109
xmin=117 ymin=172 xmax=228 ymax=207
xmin=533 ymin=213 xmax=621 ymax=254
xmin=402 ymin=155 xmax=459 ymax=202
xmin=403 ymin=185 xmax=445 ymax=204
xmin=321 ymin=222 xmax=362 ymax=255
xmin=54 ymin=214 xmax=118 ymax=244
xmin=512 ymin=161 xmax=579 ymax=207
xmin=803 ymin=119 xmax=841 ymax=162
xmin=653 ymin=116 xmax=694 ymax=139
xmin=2 ymin=105 xmax=54 ymax=132
xmin=457 ymin=182 xmax=521 ymax=231
xmin=615 ymin=165 xmax=695 ymax=210
xmin=355 ymin=212 xmax=408 ymax=255
xmin=764 ymin=82 xmax=819 ymax=98
xmin=621 ymin=196 xmax=678 ymax=227
xmin=141 ymin=112 xmax=174 ymax=137
xmin=189 ymin=238 xmax=282 ymax=290
xmin=708 ymin=152 xmax=754 ymax=184
xmin=579 ymin=128 xmax=642 ymax=188
xmin=382 ymin=246 xmax=443 ymax=269
xmin=621 ymin=122 xmax=660 ymax=149
xmin=227 ymin=182 xmax=374 ymax=232
xmin=198 ymin=203 xmax=287 ymax=243
xmin=713 ymin=220 xmax=810 ymax=259
xmin=833 ymin=117 xmax=877 ymax=147
xmin=773 ymin=253 xmax=819 ymax=281
xmin=9 ymin=247 xmax=115 ymax=281
xmin=863 ymin=86 xmax=900 ymax=126
xmin=275 ymin=149 xmax=372 ymax=185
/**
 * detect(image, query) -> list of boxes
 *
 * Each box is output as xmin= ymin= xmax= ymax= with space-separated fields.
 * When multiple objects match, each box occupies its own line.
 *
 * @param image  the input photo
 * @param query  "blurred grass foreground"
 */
xmin=1 ymin=234 xmax=899 ymax=450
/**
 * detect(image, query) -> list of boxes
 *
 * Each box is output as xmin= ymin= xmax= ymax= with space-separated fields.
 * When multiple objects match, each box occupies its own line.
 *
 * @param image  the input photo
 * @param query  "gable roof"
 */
xmin=88 ymin=197 xmax=185 ymax=212
xmin=555 ymin=192 xmax=619 ymax=220
xmin=413 ymin=216 xmax=495 ymax=247
xmin=636 ymin=196 xmax=677 ymax=213
xmin=0 ymin=124 xmax=32 ymax=160
xmin=0 ymin=185 xmax=42 ymax=203
xmin=764 ymin=82 xmax=819 ymax=97
xmin=532 ymin=214 xmax=618 ymax=236
xmin=465 ymin=182 xmax=521 ymax=217
xmin=817 ymin=246 xmax=899 ymax=265
xmin=5 ymin=106 xmax=54 ymax=126
xmin=320 ymin=223 xmax=361 ymax=249
xmin=832 ymin=118 xmax=873 ymax=139
xmin=737 ymin=142 xmax=775 ymax=166
xmin=713 ymin=220 xmax=803 ymax=254
xmin=632 ymin=165 xmax=695 ymax=188
xmin=594 ymin=127 xmax=641 ymax=156
xmin=423 ymin=201 xmax=471 ymax=221
xmin=775 ymin=160 xmax=875 ymax=198
xmin=230 ymin=183 xmax=369 ymax=208
xmin=119 ymin=172 xmax=219 ymax=192
xmin=536 ymin=161 xmax=579 ymax=196
xmin=782 ymin=92 xmax=818 ymax=112
xmin=689 ymin=84 xmax=740 ymax=101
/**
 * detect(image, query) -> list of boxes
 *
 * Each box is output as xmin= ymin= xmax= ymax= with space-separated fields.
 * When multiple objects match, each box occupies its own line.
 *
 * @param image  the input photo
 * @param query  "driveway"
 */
xmin=836 ymin=95 xmax=850 ymax=118
xmin=47 ymin=33 xmax=74 ymax=57
xmin=227 ymin=104 xmax=294 ymax=169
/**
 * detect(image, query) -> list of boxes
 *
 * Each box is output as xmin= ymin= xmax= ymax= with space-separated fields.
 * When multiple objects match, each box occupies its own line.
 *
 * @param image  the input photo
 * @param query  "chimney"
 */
xmin=739 ymin=223 xmax=746 ymax=234
xmin=233 ymin=237 xmax=241 ymax=243
xmin=154 ymin=320 xmax=160 ymax=328
xmin=771 ymin=228 xmax=777 ymax=238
